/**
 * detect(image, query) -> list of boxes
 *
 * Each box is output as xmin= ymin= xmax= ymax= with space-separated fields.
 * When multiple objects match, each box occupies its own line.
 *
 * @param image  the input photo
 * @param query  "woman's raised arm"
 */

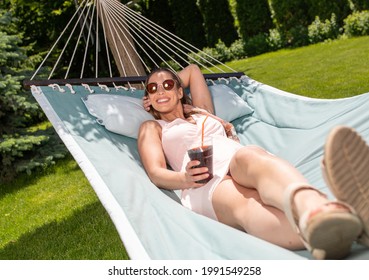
xmin=178 ymin=64 xmax=214 ymax=114
xmin=179 ymin=64 xmax=239 ymax=142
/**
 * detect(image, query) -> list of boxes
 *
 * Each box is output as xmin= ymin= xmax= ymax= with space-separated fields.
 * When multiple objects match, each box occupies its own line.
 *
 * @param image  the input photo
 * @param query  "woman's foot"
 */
xmin=323 ymin=125 xmax=369 ymax=246
xmin=284 ymin=183 xmax=362 ymax=259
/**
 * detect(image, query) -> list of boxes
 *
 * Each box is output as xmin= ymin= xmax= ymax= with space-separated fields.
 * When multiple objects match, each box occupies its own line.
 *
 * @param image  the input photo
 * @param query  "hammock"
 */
xmin=25 ymin=0 xmax=369 ymax=260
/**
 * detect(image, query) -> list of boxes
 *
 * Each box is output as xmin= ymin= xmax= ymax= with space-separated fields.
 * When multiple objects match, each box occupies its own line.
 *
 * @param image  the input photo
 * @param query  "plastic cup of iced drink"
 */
xmin=187 ymin=140 xmax=213 ymax=184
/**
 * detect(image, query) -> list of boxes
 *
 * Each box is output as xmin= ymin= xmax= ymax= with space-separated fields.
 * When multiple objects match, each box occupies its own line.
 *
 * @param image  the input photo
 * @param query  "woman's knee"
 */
xmin=232 ymin=146 xmax=271 ymax=166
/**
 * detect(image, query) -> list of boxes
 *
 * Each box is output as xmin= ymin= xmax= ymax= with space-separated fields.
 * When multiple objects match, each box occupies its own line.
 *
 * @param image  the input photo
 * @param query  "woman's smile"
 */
xmin=156 ymin=96 xmax=170 ymax=104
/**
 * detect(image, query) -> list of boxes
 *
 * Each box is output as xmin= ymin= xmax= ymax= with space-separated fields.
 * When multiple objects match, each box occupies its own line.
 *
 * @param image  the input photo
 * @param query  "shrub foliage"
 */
xmin=0 ymin=10 xmax=67 ymax=182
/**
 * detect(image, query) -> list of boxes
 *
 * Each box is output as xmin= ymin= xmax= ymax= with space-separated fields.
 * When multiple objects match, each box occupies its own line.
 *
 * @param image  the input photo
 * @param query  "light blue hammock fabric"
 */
xmin=30 ymin=76 xmax=369 ymax=260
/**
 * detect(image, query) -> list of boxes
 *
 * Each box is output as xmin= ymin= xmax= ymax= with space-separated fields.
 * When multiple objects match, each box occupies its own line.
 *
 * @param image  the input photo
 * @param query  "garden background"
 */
xmin=1 ymin=0 xmax=369 ymax=259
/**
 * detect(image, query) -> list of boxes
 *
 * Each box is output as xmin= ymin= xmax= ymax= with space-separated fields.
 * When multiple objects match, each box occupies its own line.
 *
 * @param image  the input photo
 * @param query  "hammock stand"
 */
xmin=24 ymin=0 xmax=369 ymax=260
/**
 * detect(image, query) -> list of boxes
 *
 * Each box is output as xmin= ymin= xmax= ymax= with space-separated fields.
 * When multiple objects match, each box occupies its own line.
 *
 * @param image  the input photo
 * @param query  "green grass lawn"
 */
xmin=1 ymin=36 xmax=368 ymax=260
xmin=0 ymin=156 xmax=128 ymax=259
xmin=228 ymin=36 xmax=369 ymax=98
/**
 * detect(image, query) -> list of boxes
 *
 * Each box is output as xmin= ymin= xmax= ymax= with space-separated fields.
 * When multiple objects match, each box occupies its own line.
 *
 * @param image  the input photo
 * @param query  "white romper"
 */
xmin=157 ymin=114 xmax=242 ymax=220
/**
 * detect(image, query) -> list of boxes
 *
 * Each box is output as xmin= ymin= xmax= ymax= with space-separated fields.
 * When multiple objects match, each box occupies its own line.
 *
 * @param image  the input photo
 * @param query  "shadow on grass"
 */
xmin=0 ymin=154 xmax=79 ymax=199
xmin=0 ymin=202 xmax=129 ymax=260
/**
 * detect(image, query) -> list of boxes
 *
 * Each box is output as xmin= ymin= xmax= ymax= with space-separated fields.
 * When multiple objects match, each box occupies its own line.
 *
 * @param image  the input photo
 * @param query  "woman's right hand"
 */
xmin=183 ymin=159 xmax=210 ymax=188
xmin=142 ymin=95 xmax=151 ymax=111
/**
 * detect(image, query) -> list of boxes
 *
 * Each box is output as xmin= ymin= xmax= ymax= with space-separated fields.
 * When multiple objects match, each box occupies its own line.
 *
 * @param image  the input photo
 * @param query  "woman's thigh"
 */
xmin=212 ymin=177 xmax=304 ymax=250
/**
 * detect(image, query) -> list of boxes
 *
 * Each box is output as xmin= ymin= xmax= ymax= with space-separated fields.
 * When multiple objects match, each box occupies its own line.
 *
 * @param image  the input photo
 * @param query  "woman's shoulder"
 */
xmin=140 ymin=119 xmax=161 ymax=128
xmin=139 ymin=119 xmax=162 ymax=135
xmin=138 ymin=120 xmax=163 ymax=144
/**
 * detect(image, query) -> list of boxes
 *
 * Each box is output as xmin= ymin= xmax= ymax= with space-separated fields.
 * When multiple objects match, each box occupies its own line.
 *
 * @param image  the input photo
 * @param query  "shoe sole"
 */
xmin=308 ymin=211 xmax=362 ymax=259
xmin=324 ymin=126 xmax=369 ymax=246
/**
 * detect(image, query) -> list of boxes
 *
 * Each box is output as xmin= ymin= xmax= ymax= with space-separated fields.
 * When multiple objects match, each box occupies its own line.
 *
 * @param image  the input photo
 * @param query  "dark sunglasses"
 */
xmin=146 ymin=79 xmax=177 ymax=94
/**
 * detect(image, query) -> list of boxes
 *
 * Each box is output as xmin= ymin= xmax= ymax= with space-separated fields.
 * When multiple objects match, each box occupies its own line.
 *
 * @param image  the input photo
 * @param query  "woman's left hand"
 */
xmin=183 ymin=104 xmax=197 ymax=115
xmin=223 ymin=122 xmax=240 ymax=142
xmin=188 ymin=105 xmax=240 ymax=143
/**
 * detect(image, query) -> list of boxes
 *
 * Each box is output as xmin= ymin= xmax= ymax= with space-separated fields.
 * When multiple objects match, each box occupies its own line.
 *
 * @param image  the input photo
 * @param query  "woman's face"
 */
xmin=146 ymin=71 xmax=183 ymax=114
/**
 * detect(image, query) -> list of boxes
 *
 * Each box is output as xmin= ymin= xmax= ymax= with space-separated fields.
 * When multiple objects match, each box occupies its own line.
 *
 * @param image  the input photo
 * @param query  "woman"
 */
xmin=138 ymin=64 xmax=369 ymax=259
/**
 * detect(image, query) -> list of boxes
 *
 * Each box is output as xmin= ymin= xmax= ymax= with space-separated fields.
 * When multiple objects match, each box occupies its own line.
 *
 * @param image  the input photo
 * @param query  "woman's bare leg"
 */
xmin=212 ymin=145 xmax=335 ymax=249
xmin=212 ymin=178 xmax=304 ymax=249
xmin=228 ymin=146 xmax=328 ymax=219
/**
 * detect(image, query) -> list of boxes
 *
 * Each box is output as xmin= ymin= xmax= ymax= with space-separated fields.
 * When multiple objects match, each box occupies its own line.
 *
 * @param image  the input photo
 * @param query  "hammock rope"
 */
xmin=100 ymin=0 xmax=146 ymax=78
xmin=80 ymin=1 xmax=96 ymax=79
xmin=30 ymin=0 xmax=87 ymax=80
xmin=104 ymin=1 xmax=180 ymax=71
xmin=115 ymin=1 xmax=232 ymax=72
xmin=68 ymin=1 xmax=94 ymax=79
xmin=29 ymin=0 xmax=238 ymax=85
xmin=98 ymin=0 xmax=114 ymax=79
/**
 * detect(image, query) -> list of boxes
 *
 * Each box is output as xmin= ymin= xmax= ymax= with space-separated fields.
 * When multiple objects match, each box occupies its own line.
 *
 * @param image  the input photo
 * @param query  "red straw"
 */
xmin=201 ymin=115 xmax=209 ymax=148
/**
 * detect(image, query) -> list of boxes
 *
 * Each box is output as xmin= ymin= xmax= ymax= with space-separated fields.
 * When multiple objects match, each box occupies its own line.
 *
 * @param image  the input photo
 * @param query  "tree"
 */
xmin=145 ymin=0 xmax=175 ymax=34
xmin=198 ymin=0 xmax=239 ymax=47
xmin=170 ymin=0 xmax=207 ymax=49
xmin=7 ymin=0 xmax=75 ymax=53
xmin=139 ymin=0 xmax=177 ymax=69
xmin=269 ymin=0 xmax=311 ymax=31
xmin=269 ymin=0 xmax=311 ymax=47
xmin=306 ymin=0 xmax=351 ymax=25
xmin=0 ymin=10 xmax=66 ymax=182
xmin=236 ymin=0 xmax=273 ymax=39
xmin=0 ymin=10 xmax=42 ymax=135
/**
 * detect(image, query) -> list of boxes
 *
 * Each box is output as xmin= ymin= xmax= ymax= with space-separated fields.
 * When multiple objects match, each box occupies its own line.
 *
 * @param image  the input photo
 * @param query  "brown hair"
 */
xmin=144 ymin=67 xmax=192 ymax=119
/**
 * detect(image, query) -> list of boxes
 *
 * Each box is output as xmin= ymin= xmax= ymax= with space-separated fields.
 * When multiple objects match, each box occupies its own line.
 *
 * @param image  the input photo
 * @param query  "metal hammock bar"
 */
xmin=23 ymin=73 xmax=245 ymax=88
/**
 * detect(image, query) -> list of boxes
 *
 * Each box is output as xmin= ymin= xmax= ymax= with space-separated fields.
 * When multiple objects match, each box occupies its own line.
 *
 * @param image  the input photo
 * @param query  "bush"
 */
xmin=308 ymin=13 xmax=341 ymax=44
xmin=267 ymin=28 xmax=284 ymax=50
xmin=286 ymin=25 xmax=310 ymax=47
xmin=0 ymin=129 xmax=65 ymax=180
xmin=188 ymin=44 xmax=225 ymax=66
xmin=228 ymin=39 xmax=247 ymax=60
xmin=243 ymin=33 xmax=271 ymax=56
xmin=188 ymin=39 xmax=246 ymax=66
xmin=343 ymin=10 xmax=369 ymax=37
xmin=351 ymin=0 xmax=369 ymax=11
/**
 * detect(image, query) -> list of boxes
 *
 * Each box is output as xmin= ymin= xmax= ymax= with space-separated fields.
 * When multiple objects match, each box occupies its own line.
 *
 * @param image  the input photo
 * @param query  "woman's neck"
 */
xmin=160 ymin=111 xmax=185 ymax=122
xmin=158 ymin=102 xmax=186 ymax=122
